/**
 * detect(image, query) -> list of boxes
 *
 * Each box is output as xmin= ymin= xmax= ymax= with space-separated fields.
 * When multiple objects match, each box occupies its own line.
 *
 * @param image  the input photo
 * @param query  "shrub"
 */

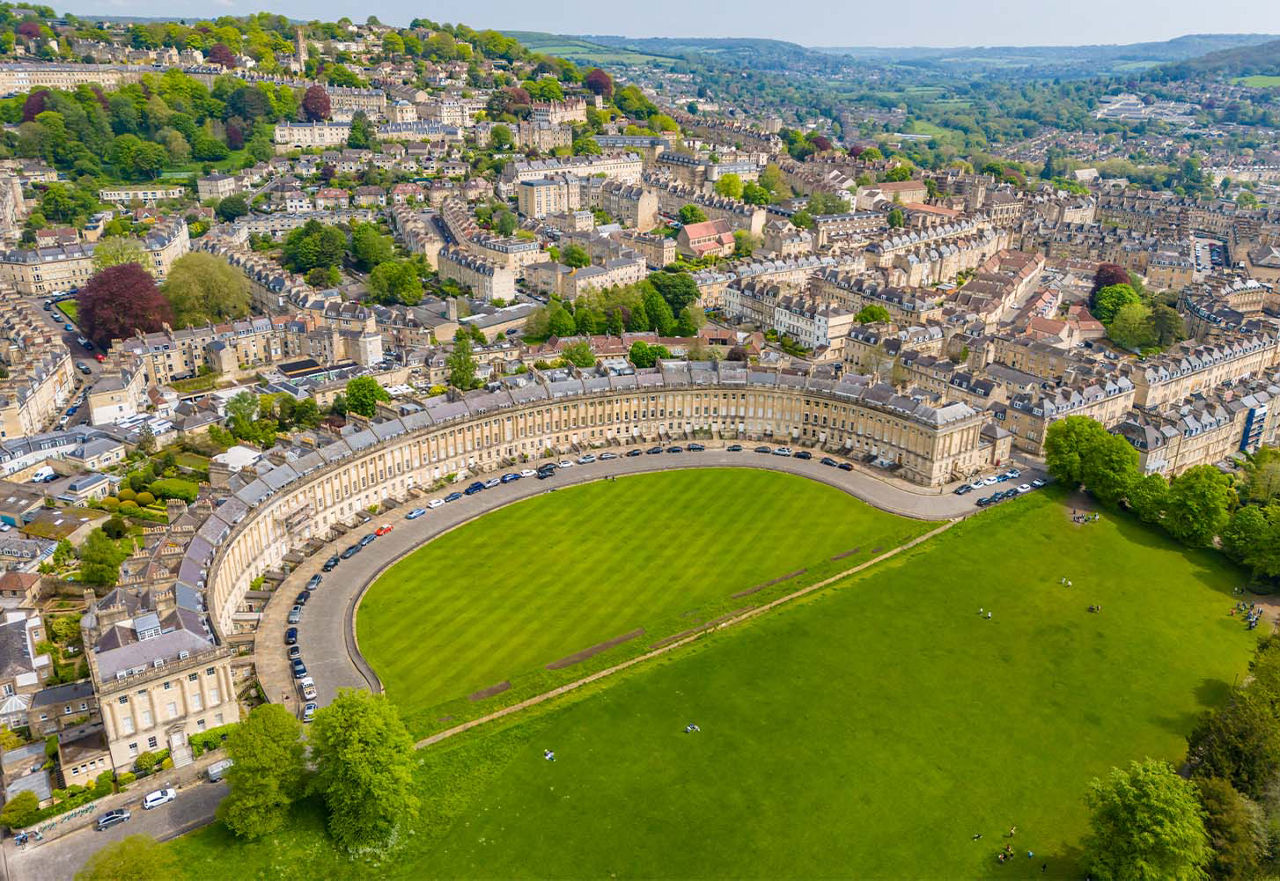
xmin=116 ymin=771 xmax=136 ymax=789
xmin=160 ymin=756 xmax=173 ymax=770
xmin=101 ymin=516 xmax=128 ymax=540
xmin=187 ymin=722 xmax=237 ymax=758
xmin=135 ymin=492 xmax=155 ymax=507
xmin=119 ymin=500 xmax=139 ymax=513
xmin=116 ymin=488 xmax=136 ymax=502
xmin=93 ymin=770 xmax=114 ymax=796
xmin=99 ymin=497 xmax=119 ymax=511
xmin=134 ymin=751 xmax=159 ymax=774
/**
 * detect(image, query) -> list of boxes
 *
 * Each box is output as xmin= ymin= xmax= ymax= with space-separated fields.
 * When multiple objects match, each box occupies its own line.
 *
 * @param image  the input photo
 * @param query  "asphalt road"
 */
xmin=261 ymin=447 xmax=1047 ymax=716
xmin=31 ymin=295 xmax=101 ymax=428
xmin=4 ymin=781 xmax=227 ymax=881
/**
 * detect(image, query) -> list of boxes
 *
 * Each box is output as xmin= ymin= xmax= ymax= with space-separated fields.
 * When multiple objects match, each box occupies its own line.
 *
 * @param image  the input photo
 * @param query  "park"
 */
xmin=165 ymin=470 xmax=1260 ymax=878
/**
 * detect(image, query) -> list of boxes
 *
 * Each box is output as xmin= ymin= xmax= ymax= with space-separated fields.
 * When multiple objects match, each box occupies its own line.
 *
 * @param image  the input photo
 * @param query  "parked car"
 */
xmin=143 ymin=788 xmax=176 ymax=810
xmin=1031 ymin=478 xmax=1046 ymax=488
xmin=820 ymin=457 xmax=838 ymax=467
xmin=687 ymin=443 xmax=705 ymax=452
xmin=428 ymin=498 xmax=445 ymax=508
xmin=206 ymin=760 xmax=233 ymax=782
xmin=284 ymin=627 xmax=297 ymax=645
xmin=536 ymin=469 xmax=555 ymax=480
xmin=954 ymin=484 xmax=973 ymax=495
xmin=976 ymin=495 xmax=995 ymax=507
xmin=772 ymin=447 xmax=793 ymax=457
xmin=754 ymin=446 xmax=772 ymax=454
xmin=295 ymin=590 xmax=310 ymax=606
xmin=1016 ymin=484 xmax=1032 ymax=493
xmin=838 ymin=463 xmax=853 ymax=471
xmin=519 ymin=469 xmax=538 ymax=477
xmin=405 ymin=508 xmax=427 ymax=519
xmin=578 ymin=454 xmax=596 ymax=464
xmin=76 ymin=362 xmax=91 ymax=375
xmin=666 ymin=446 xmax=683 ymax=453
xmin=599 ymin=452 xmax=618 ymax=460
xmin=646 ymin=446 xmax=663 ymax=455
xmin=482 ymin=477 xmax=500 ymax=489
xmin=300 ymin=677 xmax=317 ymax=701
xmin=626 ymin=449 xmax=643 ymax=457
xmin=557 ymin=460 xmax=574 ymax=469
xmin=464 ymin=482 xmax=485 ymax=495
xmin=444 ymin=491 xmax=463 ymax=503
xmin=340 ymin=545 xmax=360 ymax=559
xmin=1005 ymin=468 xmax=1022 ymax=479
xmin=288 ymin=645 xmax=301 ymax=661
xmin=287 ymin=606 xmax=302 ymax=625
xmin=96 ymin=809 xmax=131 ymax=831
xmin=500 ymin=473 xmax=520 ymax=484
xmin=321 ymin=556 xmax=339 ymax=572
xmin=727 ymin=444 xmax=743 ymax=452
xmin=983 ymin=476 xmax=999 ymax=486
xmin=359 ymin=533 xmax=377 ymax=546
xmin=306 ymin=574 xmax=322 ymax=590
xmin=302 ymin=702 xmax=317 ymax=723
xmin=291 ymin=659 xmax=307 ymax=679
xmin=794 ymin=450 xmax=812 ymax=460
xmin=64 ymin=323 xmax=74 ymax=332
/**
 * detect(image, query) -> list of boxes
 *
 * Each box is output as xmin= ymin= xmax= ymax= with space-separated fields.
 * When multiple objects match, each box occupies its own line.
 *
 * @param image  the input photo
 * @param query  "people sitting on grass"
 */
xmin=544 ymin=749 xmax=555 ymax=762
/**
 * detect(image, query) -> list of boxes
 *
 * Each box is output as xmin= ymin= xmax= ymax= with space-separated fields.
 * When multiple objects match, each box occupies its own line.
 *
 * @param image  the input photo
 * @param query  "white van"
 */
xmin=29 ymin=466 xmax=55 ymax=483
xmin=207 ymin=759 xmax=233 ymax=782
xmin=298 ymin=676 xmax=317 ymax=701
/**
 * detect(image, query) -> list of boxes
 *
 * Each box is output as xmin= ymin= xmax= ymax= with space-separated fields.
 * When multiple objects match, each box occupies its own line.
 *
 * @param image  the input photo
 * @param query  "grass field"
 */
xmin=55 ymin=300 xmax=77 ymax=322
xmin=171 ymin=488 xmax=1259 ymax=879
xmin=1235 ymin=75 xmax=1280 ymax=88
xmin=358 ymin=469 xmax=931 ymax=734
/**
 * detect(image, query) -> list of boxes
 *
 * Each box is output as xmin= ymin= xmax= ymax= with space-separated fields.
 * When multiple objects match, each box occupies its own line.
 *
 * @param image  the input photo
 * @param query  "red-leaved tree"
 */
xmin=208 ymin=43 xmax=236 ymax=69
xmin=302 ymin=85 xmax=331 ymax=122
xmin=21 ymin=90 xmax=49 ymax=123
xmin=584 ymin=68 xmax=613 ymax=98
xmin=78 ymin=263 xmax=174 ymax=348
xmin=226 ymin=122 xmax=244 ymax=151
xmin=1093 ymin=262 xmax=1130 ymax=294
xmin=16 ymin=21 xmax=42 ymax=40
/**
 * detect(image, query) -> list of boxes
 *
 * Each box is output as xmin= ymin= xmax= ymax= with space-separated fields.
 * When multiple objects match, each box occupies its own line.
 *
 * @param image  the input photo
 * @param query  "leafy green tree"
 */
xmin=0 ymin=790 xmax=38 ymax=828
xmin=562 ymin=244 xmax=591 ymax=269
xmin=344 ymin=377 xmax=390 ymax=418
xmin=1092 ymin=283 xmax=1141 ymax=324
xmin=92 ymin=236 xmax=148 ymax=273
xmin=855 ymin=304 xmax=892 ymax=324
xmin=628 ymin=340 xmax=657 ymax=368
xmin=162 ymin=253 xmax=250 ymax=327
xmin=346 ymin=110 xmax=374 ymax=149
xmin=790 ymin=209 xmax=813 ymax=229
xmin=1108 ymin=302 xmax=1155 ymax=350
xmin=488 ymin=124 xmax=512 ymax=150
xmin=368 ymin=260 xmax=423 ymax=306
xmin=1221 ymin=503 xmax=1280 ymax=581
xmin=75 ymin=835 xmax=178 ymax=880
xmin=1196 ymin=777 xmax=1265 ymax=881
xmin=217 ymin=705 xmax=306 ymax=839
xmin=713 ymin=173 xmax=743 ymax=199
xmin=642 ymin=286 xmax=676 ymax=336
xmin=561 ymin=341 xmax=595 ymax=368
xmin=447 ymin=336 xmax=478 ymax=390
xmin=282 ymin=220 xmax=347 ymax=272
xmin=101 ymin=516 xmax=128 ymax=540
xmin=1084 ymin=759 xmax=1211 ymax=881
xmin=1164 ymin=465 xmax=1234 ymax=548
xmin=741 ymin=181 xmax=771 ymax=205
xmin=1127 ymin=473 xmax=1169 ymax=524
xmin=349 ymin=221 xmax=393 ymax=271
xmin=648 ymin=272 xmax=700 ymax=315
xmin=1189 ymin=689 xmax=1280 ymax=799
xmin=1044 ymin=416 xmax=1111 ymax=488
xmin=1151 ymin=305 xmax=1185 ymax=348
xmin=216 ymin=194 xmax=249 ymax=222
xmin=308 ymin=690 xmax=419 ymax=853
xmin=887 ymin=207 xmax=905 ymax=228
xmin=78 ymin=528 xmax=127 ymax=586
xmin=547 ymin=303 xmax=576 ymax=337
xmin=1081 ymin=433 xmax=1138 ymax=507
xmin=493 ymin=209 xmax=517 ymax=237
xmin=677 ymin=204 xmax=707 ymax=225
xmin=732 ymin=229 xmax=756 ymax=258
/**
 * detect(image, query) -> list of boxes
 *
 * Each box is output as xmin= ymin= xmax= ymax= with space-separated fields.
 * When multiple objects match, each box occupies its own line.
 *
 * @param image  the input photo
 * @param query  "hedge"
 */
xmin=149 ymin=478 xmax=198 ymax=504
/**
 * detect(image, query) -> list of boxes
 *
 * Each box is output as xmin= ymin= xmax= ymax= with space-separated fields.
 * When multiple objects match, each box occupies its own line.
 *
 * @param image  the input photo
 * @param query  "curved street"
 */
xmin=255 ymin=447 xmax=1047 ymax=717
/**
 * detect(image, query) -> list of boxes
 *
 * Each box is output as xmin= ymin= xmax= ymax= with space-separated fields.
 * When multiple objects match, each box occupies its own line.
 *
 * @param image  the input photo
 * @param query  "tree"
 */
xmin=732 ymin=229 xmax=756 ymax=258
xmin=1127 ymin=473 xmax=1169 ymax=524
xmin=488 ymin=124 xmax=513 ymax=151
xmin=643 ymin=287 xmax=676 ymax=336
xmin=493 ymin=210 xmax=517 ymax=237
xmin=742 ymin=181 xmax=771 ymax=205
xmin=1044 ymin=416 xmax=1111 ymax=488
xmin=584 ymin=68 xmax=613 ymax=97
xmin=301 ymin=85 xmax=331 ymax=122
xmin=1151 ymin=305 xmax=1185 ymax=348
xmin=92 ymin=236 xmax=148 ymax=274
xmin=0 ymin=790 xmax=38 ymax=828
xmin=855 ymin=304 xmax=891 ymax=324
xmin=629 ymin=340 xmax=659 ymax=368
xmin=349 ymin=222 xmax=393 ymax=270
xmin=162 ymin=253 xmax=250 ymax=327
xmin=1108 ymin=302 xmax=1155 ymax=351
xmin=216 ymin=194 xmax=249 ymax=222
xmin=1196 ymin=778 xmax=1265 ymax=881
xmin=1084 ymin=759 xmax=1211 ymax=881
xmin=677 ymin=204 xmax=707 ymax=225
xmin=78 ymin=263 xmax=173 ymax=348
xmin=887 ymin=207 xmax=905 ymax=228
xmin=1189 ymin=689 xmax=1280 ymax=799
xmin=308 ymin=690 xmax=419 ymax=853
xmin=75 ymin=835 xmax=178 ymax=880
xmin=282 ymin=220 xmax=347 ymax=272
xmin=1164 ymin=465 xmax=1235 ymax=548
xmin=790 ymin=209 xmax=814 ymax=230
xmin=79 ymin=528 xmax=127 ymax=586
xmin=447 ymin=337 xmax=478 ymax=390
xmin=208 ymin=43 xmax=235 ymax=68
xmin=562 ymin=244 xmax=591 ymax=269
xmin=1081 ymin=433 xmax=1139 ymax=508
xmin=547 ymin=303 xmax=576 ymax=338
xmin=714 ymin=173 xmax=743 ymax=200
xmin=368 ymin=260 xmax=423 ymax=306
xmin=344 ymin=377 xmax=390 ymax=418
xmin=347 ymin=111 xmax=374 ymax=149
xmin=217 ymin=705 xmax=306 ymax=839
xmin=102 ymin=516 xmax=128 ymax=540
xmin=648 ymin=272 xmax=700 ymax=315
xmin=1221 ymin=503 xmax=1280 ymax=581
xmin=1092 ymin=283 xmax=1141 ymax=324
xmin=561 ymin=341 xmax=595 ymax=368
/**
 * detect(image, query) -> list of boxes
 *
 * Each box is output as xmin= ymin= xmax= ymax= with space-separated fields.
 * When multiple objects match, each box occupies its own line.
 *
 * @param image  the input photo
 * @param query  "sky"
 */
xmin=89 ymin=0 xmax=1279 ymax=48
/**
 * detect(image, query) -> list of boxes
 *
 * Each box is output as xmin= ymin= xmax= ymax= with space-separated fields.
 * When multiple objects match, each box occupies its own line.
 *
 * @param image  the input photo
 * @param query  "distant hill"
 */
xmin=1162 ymin=37 xmax=1280 ymax=78
xmin=567 ymin=34 xmax=845 ymax=73
xmin=504 ymin=31 xmax=681 ymax=67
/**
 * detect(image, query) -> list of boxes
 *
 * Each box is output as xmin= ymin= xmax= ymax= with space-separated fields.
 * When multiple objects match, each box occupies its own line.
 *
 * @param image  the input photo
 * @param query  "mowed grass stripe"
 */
xmin=358 ymin=469 xmax=931 ymax=729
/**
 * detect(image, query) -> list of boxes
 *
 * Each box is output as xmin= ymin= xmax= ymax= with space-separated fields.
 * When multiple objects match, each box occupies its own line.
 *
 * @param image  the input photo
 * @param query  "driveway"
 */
xmin=263 ymin=446 xmax=1047 ymax=712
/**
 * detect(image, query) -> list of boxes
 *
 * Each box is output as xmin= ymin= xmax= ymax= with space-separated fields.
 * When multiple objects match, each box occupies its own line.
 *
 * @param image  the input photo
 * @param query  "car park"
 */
xmin=646 ymin=446 xmax=663 ymax=455
xmin=358 ymin=533 xmax=377 ymax=546
xmin=838 ymin=462 xmax=853 ymax=471
xmin=302 ymin=702 xmax=317 ymax=722
xmin=96 ymin=809 xmax=131 ymax=831
xmin=287 ymin=605 xmax=302 ymax=625
xmin=306 ymin=574 xmax=322 ymax=590
xmin=599 ymin=452 xmax=618 ymax=460
xmin=727 ymin=444 xmax=743 ymax=452
xmin=143 ymin=788 xmax=176 ymax=810
xmin=687 ymin=443 xmax=705 ymax=452
xmin=340 ymin=544 xmax=360 ymax=559
xmin=428 ymin=498 xmax=445 ymax=508
xmin=405 ymin=508 xmax=427 ymax=519
xmin=519 ymin=468 xmax=538 ymax=477
xmin=754 ymin=446 xmax=771 ymax=454
xmin=464 ymin=481 xmax=485 ymax=495
xmin=500 ymin=473 xmax=520 ymax=484
xmin=444 ymin=491 xmax=463 ymax=502
xmin=627 ymin=449 xmax=643 ymax=457
xmin=295 ymin=590 xmax=310 ymax=606
xmin=794 ymin=450 xmax=812 ymax=460
xmin=578 ymin=454 xmax=596 ymax=464
xmin=291 ymin=659 xmax=307 ymax=678
xmin=284 ymin=627 xmax=298 ymax=645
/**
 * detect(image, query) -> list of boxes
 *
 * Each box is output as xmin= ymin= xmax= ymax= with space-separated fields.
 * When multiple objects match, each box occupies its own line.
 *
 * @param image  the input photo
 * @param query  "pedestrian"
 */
xmin=1042 ymin=864 xmax=1047 ymax=873
xmin=987 ymin=612 xmax=992 ymax=619
xmin=1009 ymin=825 xmax=1017 ymax=837
xmin=972 ymin=833 xmax=983 ymax=841
xmin=1027 ymin=851 xmax=1034 ymax=859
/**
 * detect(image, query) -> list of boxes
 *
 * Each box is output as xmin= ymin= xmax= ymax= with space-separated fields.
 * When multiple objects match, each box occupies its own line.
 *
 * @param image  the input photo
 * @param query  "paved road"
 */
xmin=5 ymin=781 xmax=227 ymax=881
xmin=261 ymin=446 xmax=1047 ymax=714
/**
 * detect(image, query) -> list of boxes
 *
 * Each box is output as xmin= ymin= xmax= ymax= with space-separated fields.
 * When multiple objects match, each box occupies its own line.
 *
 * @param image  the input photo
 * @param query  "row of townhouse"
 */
xmin=1130 ymin=332 xmax=1280 ymax=409
xmin=722 ymin=280 xmax=856 ymax=354
xmin=0 ymin=217 xmax=189 ymax=296
xmin=437 ymin=247 xmax=517 ymax=302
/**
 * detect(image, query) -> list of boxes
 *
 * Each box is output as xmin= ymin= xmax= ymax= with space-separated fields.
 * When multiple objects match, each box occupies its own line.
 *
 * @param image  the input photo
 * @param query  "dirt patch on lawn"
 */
xmin=546 ymin=629 xmax=645 ymax=670
xmin=1063 ymin=489 xmax=1101 ymax=524
xmin=831 ymin=547 xmax=861 ymax=561
xmin=650 ymin=627 xmax=701 ymax=650
xmin=732 ymin=568 xmax=807 ymax=598
xmin=468 ymin=681 xmax=511 ymax=702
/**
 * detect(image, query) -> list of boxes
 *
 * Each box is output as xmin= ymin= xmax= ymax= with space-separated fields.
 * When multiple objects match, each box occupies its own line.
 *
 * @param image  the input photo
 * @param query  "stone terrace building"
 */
xmin=1130 ymin=333 xmax=1280 ymax=409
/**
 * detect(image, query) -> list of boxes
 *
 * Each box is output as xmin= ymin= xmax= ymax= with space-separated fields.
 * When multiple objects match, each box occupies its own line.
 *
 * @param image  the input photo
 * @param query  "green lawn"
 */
xmin=1235 ymin=75 xmax=1280 ymax=88
xmin=55 ymin=300 xmax=77 ymax=322
xmin=359 ymin=469 xmax=931 ymax=734
xmin=170 ymin=488 xmax=1259 ymax=880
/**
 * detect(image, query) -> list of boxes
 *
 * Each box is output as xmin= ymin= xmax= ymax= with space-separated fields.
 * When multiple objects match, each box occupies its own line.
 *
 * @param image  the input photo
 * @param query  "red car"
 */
xmin=94 ymin=353 xmax=105 ymax=362
xmin=375 ymin=524 xmax=394 ymax=536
